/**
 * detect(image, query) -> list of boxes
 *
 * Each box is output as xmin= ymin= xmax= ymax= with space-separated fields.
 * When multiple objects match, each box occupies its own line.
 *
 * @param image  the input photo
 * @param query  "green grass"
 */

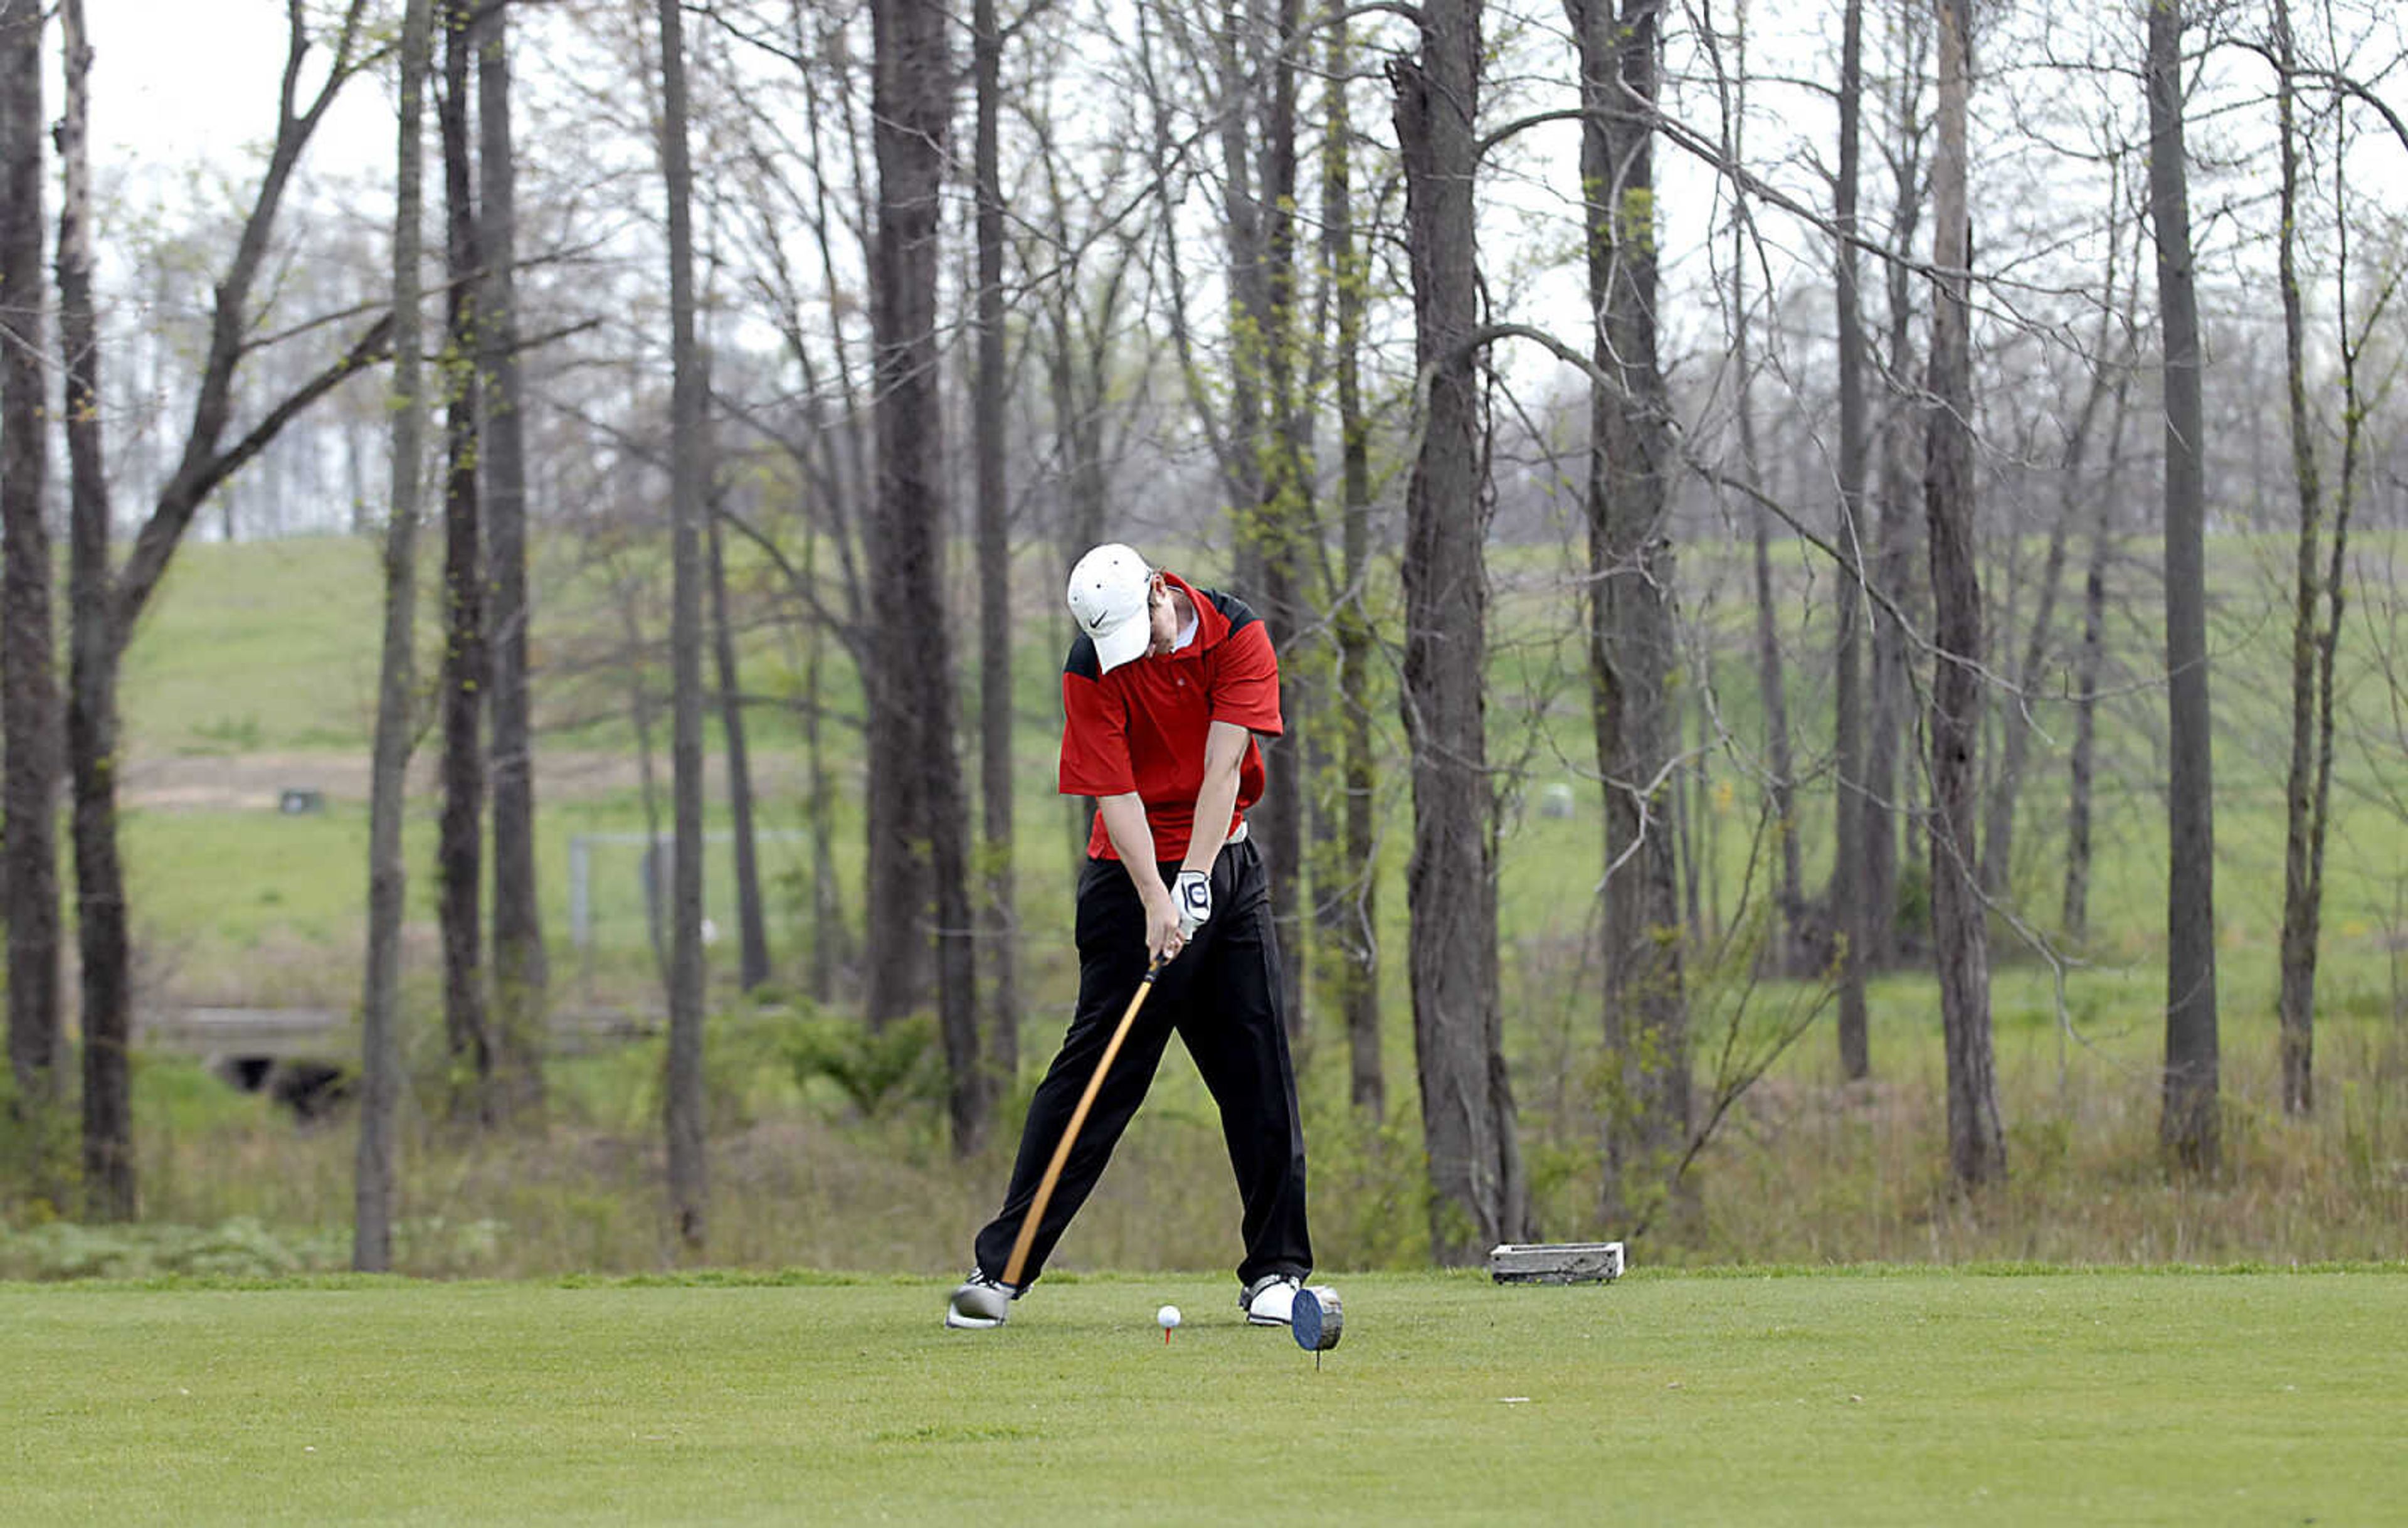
xmin=3 ymin=1270 xmax=2403 ymax=1525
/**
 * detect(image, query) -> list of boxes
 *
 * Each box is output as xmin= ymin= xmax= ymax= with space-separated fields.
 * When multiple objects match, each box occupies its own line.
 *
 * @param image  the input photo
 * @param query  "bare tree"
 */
xmin=1573 ymin=0 xmax=1690 ymax=1228
xmin=1923 ymin=0 xmax=2004 ymax=1191
xmin=2268 ymin=0 xmax=2379 ymax=1118
xmin=705 ymin=396 xmax=772 ymax=994
xmin=1831 ymin=0 xmax=1872 ymax=1078
xmin=1980 ymin=216 xmax=2136 ymax=905
xmin=438 ymin=0 xmax=495 ymax=1122
xmin=971 ymin=0 xmax=1020 ymax=1084
xmin=79 ymin=1 xmax=387 ymax=1221
xmin=1391 ymin=0 xmax=1528 ymax=1260
xmin=1321 ymin=13 xmax=1383 ymax=1116
xmin=357 ymin=0 xmax=434 ymax=1272
xmin=2145 ymin=0 xmax=2219 ymax=1171
xmin=1 ymin=0 xmax=60 ymax=1170
xmin=480 ymin=0 xmax=548 ymax=1117
xmin=1864 ymin=0 xmax=1930 ymax=974
xmin=866 ymin=0 xmax=983 ymax=1153
xmin=657 ymin=0 xmax=709 ymax=1251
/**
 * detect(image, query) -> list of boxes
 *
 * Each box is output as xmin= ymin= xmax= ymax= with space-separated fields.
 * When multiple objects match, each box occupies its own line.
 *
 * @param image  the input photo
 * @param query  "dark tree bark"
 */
xmin=1830 ymin=0 xmax=1871 ymax=1078
xmin=1 ymin=0 xmax=61 ymax=1165
xmin=1254 ymin=0 xmax=1314 ymax=1047
xmin=867 ymin=0 xmax=982 ymax=1154
xmin=656 ymin=0 xmax=709 ymax=1251
xmin=58 ymin=0 xmax=109 ymax=1218
xmin=2271 ymin=0 xmax=2360 ymax=1119
xmin=2062 ymin=480 xmax=2112 ymax=942
xmin=971 ymin=0 xmax=1020 ymax=1084
xmin=1744 ymin=392 xmax=1802 ymax=959
xmin=1323 ymin=15 xmax=1382 ymax=1117
xmin=1212 ymin=0 xmax=1314 ymax=1047
xmin=357 ymin=0 xmax=434 ymax=1272
xmin=2273 ymin=0 xmax=2321 ymax=1117
xmin=1391 ymin=0 xmax=1529 ymax=1261
xmin=1864 ymin=4 xmax=1928 ymax=974
xmin=1739 ymin=352 xmax=1801 ymax=957
xmin=438 ymin=0 xmax=495 ymax=1123
xmin=1574 ymin=0 xmax=1689 ymax=1230
xmin=2144 ymin=0 xmax=2220 ymax=1171
xmin=707 ymin=460 xmax=771 ymax=994
xmin=479 ymin=0 xmax=548 ymax=1117
xmin=1923 ymin=0 xmax=2005 ymax=1191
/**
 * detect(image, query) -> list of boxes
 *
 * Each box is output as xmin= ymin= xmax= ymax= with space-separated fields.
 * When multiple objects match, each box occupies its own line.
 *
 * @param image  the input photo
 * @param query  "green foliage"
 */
xmin=0 ymin=1215 xmax=506 ymax=1280
xmin=784 ymin=1011 xmax=945 ymax=1121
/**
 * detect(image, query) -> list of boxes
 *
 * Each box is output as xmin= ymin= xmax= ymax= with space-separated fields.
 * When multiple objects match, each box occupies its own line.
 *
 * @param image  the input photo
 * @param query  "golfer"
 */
xmin=948 ymin=544 xmax=1314 ymax=1329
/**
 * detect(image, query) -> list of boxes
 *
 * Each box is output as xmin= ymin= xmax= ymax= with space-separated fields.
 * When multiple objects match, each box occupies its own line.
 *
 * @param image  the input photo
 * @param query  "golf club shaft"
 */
xmin=1000 ymin=957 xmax=1166 ymax=1288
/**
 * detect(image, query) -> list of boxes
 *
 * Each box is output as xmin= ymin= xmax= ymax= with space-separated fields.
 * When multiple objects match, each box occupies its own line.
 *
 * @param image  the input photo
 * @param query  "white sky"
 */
xmin=85 ymin=1 xmax=390 ymax=193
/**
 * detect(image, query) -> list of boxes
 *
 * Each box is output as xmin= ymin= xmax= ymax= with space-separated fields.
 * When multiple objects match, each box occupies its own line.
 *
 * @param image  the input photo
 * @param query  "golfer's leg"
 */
xmin=973 ymin=859 xmax=1183 ymax=1285
xmin=1178 ymin=839 xmax=1312 ymax=1288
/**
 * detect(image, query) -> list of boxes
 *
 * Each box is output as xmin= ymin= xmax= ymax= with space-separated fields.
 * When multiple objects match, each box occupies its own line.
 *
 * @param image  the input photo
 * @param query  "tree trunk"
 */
xmin=971 ymin=0 xmax=1020 ymax=1086
xmin=1390 ymin=0 xmax=1528 ymax=1261
xmin=1 ymin=0 xmax=62 ymax=1177
xmin=356 ymin=0 xmax=433 ymax=1273
xmin=2144 ymin=0 xmax=2219 ymax=1171
xmin=438 ymin=0 xmax=494 ymax=1123
xmin=707 ymin=474 xmax=771 ymax=994
xmin=1923 ymin=0 xmax=2005 ymax=1191
xmin=868 ymin=0 xmax=982 ymax=1154
xmin=2269 ymin=0 xmax=2364 ymax=1120
xmin=696 ymin=349 xmax=768 ymax=994
xmin=1738 ymin=317 xmax=1801 ymax=957
xmin=60 ymin=0 xmax=126 ymax=1218
xmin=1574 ymin=0 xmax=1690 ymax=1231
xmin=1323 ymin=15 xmax=1381 ymax=1117
xmin=1830 ymin=0 xmax=1871 ymax=1079
xmin=1257 ymin=0 xmax=1312 ymax=1048
xmin=2273 ymin=0 xmax=2320 ymax=1116
xmin=478 ymin=0 xmax=547 ymax=1118
xmin=2062 ymin=482 xmax=2112 ymax=942
xmin=656 ymin=0 xmax=709 ymax=1252
xmin=1745 ymin=401 xmax=1802 ymax=962
xmin=1864 ymin=4 xmax=1928 ymax=973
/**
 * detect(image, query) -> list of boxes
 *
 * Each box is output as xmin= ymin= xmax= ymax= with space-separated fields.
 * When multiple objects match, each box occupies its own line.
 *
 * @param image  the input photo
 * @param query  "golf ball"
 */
xmin=1156 ymin=1304 xmax=1182 ymax=1330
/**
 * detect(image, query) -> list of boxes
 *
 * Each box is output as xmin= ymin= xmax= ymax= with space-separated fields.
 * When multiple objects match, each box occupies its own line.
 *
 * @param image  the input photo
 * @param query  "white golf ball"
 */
xmin=1156 ymin=1304 xmax=1182 ymax=1330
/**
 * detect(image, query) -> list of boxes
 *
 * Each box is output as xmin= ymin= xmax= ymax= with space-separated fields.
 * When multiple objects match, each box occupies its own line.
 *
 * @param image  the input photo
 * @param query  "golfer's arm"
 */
xmin=1096 ymin=792 xmax=1173 ymax=911
xmin=1180 ymin=721 xmax=1250 ymax=879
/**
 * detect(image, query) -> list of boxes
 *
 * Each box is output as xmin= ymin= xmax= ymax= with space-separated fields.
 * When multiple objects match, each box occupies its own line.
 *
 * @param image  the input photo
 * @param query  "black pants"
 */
xmin=973 ymin=836 xmax=1312 ymax=1290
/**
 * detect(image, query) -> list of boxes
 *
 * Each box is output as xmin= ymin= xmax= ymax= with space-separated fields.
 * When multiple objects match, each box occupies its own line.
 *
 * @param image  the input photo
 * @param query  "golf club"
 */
xmin=999 ymin=952 xmax=1171 ymax=1289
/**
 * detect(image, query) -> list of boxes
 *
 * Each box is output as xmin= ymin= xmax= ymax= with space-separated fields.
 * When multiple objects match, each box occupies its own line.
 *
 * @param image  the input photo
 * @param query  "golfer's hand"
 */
xmin=1174 ymin=870 xmax=1212 ymax=941
xmin=1143 ymin=893 xmax=1185 ymax=964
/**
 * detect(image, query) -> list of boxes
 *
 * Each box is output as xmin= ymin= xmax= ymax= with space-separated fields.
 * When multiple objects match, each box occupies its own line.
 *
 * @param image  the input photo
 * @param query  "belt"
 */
xmin=1224 ymin=820 xmax=1249 ymax=847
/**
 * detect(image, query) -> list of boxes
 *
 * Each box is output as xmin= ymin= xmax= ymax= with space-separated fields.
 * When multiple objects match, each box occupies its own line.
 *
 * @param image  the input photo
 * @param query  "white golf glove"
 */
xmin=1174 ymin=869 xmax=1213 ymax=941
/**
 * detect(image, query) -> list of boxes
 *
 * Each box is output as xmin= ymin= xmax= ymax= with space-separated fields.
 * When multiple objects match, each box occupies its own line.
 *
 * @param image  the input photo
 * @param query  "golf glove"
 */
xmin=1175 ymin=869 xmax=1213 ymax=940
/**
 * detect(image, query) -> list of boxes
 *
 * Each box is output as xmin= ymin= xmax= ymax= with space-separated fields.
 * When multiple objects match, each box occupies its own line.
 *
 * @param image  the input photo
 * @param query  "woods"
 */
xmin=1 ymin=0 xmax=2405 ymax=1273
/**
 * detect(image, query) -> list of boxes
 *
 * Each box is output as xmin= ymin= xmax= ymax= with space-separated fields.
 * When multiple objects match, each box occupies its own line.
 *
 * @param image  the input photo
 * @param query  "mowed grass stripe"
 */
xmin=4 ymin=1271 xmax=2402 ymax=1525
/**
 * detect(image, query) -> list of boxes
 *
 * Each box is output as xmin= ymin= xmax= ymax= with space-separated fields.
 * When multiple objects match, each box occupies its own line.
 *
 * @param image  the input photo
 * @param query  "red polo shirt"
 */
xmin=1059 ymin=573 xmax=1283 ymax=862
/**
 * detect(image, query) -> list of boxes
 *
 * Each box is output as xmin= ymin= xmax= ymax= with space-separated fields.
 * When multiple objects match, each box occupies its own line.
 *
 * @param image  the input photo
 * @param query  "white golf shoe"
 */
xmin=945 ymin=1270 xmax=1018 ymax=1330
xmin=1241 ymin=1273 xmax=1302 ymax=1327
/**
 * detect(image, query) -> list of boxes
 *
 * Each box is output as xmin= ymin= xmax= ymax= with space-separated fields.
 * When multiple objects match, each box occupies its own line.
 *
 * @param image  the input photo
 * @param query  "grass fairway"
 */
xmin=5 ymin=1270 xmax=2402 ymax=1525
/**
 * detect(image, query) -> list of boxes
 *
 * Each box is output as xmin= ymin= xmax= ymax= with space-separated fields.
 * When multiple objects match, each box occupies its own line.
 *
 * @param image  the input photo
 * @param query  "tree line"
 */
xmin=3 ymin=0 xmax=2403 ymax=1266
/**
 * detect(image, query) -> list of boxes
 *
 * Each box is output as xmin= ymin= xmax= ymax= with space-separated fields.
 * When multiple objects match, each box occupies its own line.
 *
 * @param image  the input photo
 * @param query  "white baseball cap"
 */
xmin=1066 ymin=543 xmax=1156 ymax=674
